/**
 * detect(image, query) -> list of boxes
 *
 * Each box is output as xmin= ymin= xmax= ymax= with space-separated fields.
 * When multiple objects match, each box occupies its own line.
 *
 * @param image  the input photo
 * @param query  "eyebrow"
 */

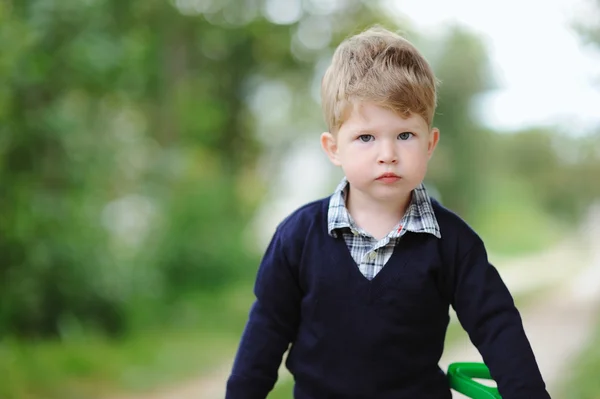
xmin=352 ymin=127 xmax=420 ymax=135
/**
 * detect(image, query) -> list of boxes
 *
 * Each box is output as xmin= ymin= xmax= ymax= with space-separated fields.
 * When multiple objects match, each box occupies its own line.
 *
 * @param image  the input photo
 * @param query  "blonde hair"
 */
xmin=321 ymin=26 xmax=438 ymax=132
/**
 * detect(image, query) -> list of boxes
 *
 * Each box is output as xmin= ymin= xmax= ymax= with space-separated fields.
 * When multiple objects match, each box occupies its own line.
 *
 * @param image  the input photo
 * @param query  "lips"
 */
xmin=376 ymin=173 xmax=401 ymax=183
xmin=378 ymin=173 xmax=400 ymax=179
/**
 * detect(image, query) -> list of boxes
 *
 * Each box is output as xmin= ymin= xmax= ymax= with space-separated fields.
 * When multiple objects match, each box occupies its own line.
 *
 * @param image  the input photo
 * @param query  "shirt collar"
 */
xmin=327 ymin=177 xmax=441 ymax=239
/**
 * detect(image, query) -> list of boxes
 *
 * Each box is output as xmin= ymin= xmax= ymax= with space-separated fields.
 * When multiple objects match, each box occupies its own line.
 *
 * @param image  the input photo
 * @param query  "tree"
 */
xmin=0 ymin=0 xmax=402 ymax=337
xmin=425 ymin=26 xmax=495 ymax=220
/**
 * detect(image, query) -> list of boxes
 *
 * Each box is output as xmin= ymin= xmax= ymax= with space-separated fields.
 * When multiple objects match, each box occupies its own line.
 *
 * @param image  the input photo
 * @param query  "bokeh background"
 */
xmin=1 ymin=0 xmax=600 ymax=398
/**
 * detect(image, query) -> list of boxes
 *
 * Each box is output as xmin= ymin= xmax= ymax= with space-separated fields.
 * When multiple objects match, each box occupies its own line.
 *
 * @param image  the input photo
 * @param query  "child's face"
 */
xmin=321 ymin=102 xmax=439 ymax=205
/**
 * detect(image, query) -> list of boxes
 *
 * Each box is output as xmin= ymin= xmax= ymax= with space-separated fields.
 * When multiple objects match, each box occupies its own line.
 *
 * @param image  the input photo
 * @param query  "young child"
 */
xmin=226 ymin=26 xmax=550 ymax=399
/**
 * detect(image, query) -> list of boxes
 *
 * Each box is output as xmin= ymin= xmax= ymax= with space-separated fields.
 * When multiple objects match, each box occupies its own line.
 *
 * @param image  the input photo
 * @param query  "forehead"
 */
xmin=340 ymin=102 xmax=429 ymax=133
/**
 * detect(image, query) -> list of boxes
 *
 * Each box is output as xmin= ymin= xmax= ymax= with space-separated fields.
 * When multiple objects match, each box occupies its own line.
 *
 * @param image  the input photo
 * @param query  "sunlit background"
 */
xmin=1 ymin=0 xmax=600 ymax=398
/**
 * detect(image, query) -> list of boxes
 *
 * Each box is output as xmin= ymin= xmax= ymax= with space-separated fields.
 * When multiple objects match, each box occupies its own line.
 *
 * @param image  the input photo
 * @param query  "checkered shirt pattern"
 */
xmin=327 ymin=177 xmax=441 ymax=280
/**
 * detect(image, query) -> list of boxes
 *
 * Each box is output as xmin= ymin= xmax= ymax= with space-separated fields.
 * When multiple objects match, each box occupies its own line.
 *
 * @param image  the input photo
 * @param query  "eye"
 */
xmin=398 ymin=132 xmax=413 ymax=140
xmin=358 ymin=134 xmax=374 ymax=142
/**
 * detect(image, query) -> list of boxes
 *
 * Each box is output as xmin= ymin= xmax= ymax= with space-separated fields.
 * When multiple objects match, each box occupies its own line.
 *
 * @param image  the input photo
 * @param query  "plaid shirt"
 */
xmin=327 ymin=177 xmax=441 ymax=280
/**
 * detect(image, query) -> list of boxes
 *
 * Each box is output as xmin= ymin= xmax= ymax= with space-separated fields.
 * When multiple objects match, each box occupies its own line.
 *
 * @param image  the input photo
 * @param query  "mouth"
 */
xmin=376 ymin=173 xmax=401 ymax=183
xmin=378 ymin=173 xmax=400 ymax=179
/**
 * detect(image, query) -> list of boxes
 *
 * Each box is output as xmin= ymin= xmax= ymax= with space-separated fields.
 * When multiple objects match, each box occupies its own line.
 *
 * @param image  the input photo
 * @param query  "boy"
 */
xmin=226 ymin=26 xmax=550 ymax=398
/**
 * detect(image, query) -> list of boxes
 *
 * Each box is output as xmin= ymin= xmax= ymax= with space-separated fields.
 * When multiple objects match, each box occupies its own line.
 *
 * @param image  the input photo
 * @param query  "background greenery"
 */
xmin=1 ymin=0 xmax=599 ymax=398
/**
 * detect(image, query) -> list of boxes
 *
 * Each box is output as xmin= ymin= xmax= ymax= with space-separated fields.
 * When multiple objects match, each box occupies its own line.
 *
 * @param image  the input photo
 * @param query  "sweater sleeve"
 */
xmin=451 ymin=237 xmax=550 ymax=399
xmin=226 ymin=226 xmax=302 ymax=399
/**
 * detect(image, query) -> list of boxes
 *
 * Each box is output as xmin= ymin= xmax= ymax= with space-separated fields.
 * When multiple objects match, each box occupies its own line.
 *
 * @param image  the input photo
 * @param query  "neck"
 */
xmin=345 ymin=186 xmax=412 ymax=239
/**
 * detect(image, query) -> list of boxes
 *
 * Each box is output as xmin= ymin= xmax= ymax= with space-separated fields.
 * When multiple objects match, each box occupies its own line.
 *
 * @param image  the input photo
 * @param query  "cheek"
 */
xmin=339 ymin=153 xmax=370 ymax=179
xmin=402 ymin=147 xmax=430 ymax=170
xmin=345 ymin=149 xmax=372 ymax=167
xmin=411 ymin=141 xmax=431 ymax=158
xmin=340 ymin=143 xmax=367 ymax=160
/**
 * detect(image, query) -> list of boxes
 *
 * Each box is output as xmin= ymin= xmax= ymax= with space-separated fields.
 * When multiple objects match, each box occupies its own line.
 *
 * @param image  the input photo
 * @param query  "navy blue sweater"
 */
xmin=226 ymin=197 xmax=549 ymax=398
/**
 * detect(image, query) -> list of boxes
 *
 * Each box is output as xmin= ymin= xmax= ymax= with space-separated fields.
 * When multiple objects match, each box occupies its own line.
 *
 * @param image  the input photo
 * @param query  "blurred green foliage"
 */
xmin=557 ymin=2 xmax=600 ymax=397
xmin=0 ymin=0 xmax=272 ymax=338
xmin=0 ymin=0 xmax=401 ymax=338
xmin=0 ymin=284 xmax=254 ymax=399
xmin=559 ymin=318 xmax=600 ymax=399
xmin=0 ymin=0 xmax=599 ymax=397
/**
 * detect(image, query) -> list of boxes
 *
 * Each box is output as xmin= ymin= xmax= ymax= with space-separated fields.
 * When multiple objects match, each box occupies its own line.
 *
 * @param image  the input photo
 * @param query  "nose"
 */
xmin=377 ymin=142 xmax=398 ymax=164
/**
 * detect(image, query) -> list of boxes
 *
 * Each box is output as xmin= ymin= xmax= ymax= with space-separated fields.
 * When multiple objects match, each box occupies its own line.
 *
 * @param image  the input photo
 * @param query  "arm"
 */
xmin=226 ymin=227 xmax=302 ymax=399
xmin=451 ymin=238 xmax=550 ymax=399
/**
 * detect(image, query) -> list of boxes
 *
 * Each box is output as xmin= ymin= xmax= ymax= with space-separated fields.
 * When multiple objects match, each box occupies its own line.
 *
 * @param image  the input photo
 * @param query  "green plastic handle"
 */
xmin=447 ymin=362 xmax=501 ymax=398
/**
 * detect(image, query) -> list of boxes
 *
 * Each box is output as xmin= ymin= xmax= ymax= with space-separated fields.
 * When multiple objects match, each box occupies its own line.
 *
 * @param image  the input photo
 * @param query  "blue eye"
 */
xmin=398 ymin=132 xmax=413 ymax=140
xmin=358 ymin=134 xmax=374 ymax=142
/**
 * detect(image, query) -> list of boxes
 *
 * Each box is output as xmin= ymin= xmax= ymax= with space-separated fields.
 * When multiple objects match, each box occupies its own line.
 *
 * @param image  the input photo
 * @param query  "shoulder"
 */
xmin=430 ymin=197 xmax=484 ymax=250
xmin=266 ymin=197 xmax=329 ymax=264
xmin=275 ymin=197 xmax=329 ymax=241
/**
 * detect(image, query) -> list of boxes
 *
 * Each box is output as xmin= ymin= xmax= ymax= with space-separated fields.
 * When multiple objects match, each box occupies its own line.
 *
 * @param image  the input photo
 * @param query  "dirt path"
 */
xmin=107 ymin=362 xmax=232 ymax=399
xmin=441 ymin=279 xmax=600 ymax=398
xmin=442 ymin=206 xmax=600 ymax=398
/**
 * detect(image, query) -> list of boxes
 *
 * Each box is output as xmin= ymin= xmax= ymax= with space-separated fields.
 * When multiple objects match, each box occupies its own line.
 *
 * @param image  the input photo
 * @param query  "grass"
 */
xmin=0 ymin=283 xmax=255 ymax=399
xmin=0 ymin=329 xmax=234 ymax=399
xmin=269 ymin=378 xmax=296 ymax=399
xmin=555 ymin=318 xmax=600 ymax=399
xmin=471 ymin=176 xmax=563 ymax=257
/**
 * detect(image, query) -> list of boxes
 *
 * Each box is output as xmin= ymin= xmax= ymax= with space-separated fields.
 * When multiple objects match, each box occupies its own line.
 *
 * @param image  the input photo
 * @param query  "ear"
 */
xmin=427 ymin=128 xmax=440 ymax=158
xmin=320 ymin=132 xmax=341 ymax=166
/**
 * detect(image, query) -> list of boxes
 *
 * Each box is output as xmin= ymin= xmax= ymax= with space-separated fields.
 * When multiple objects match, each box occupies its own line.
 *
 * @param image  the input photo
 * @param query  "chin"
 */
xmin=372 ymin=187 xmax=411 ymax=199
